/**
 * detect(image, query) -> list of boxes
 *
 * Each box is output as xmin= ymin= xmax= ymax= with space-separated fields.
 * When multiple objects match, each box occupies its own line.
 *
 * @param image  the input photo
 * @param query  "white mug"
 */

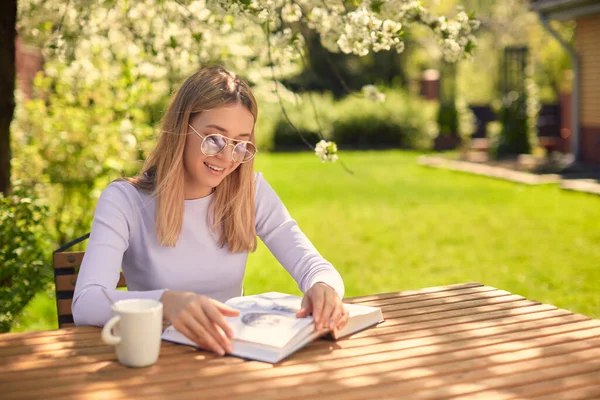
xmin=101 ymin=298 xmax=163 ymax=367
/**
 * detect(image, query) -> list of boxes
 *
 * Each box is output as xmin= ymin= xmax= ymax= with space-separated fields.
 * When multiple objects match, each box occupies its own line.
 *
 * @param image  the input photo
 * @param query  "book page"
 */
xmin=331 ymin=302 xmax=384 ymax=339
xmin=344 ymin=302 xmax=381 ymax=317
xmin=225 ymin=292 xmax=313 ymax=348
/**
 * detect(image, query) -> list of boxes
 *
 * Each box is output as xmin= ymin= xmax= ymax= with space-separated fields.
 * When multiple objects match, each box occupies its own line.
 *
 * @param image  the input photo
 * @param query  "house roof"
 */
xmin=530 ymin=0 xmax=600 ymax=20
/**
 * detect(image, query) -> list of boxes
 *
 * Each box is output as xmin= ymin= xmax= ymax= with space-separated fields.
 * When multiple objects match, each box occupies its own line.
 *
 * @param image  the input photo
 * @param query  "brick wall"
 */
xmin=575 ymin=13 xmax=600 ymax=165
xmin=580 ymin=127 xmax=600 ymax=165
xmin=15 ymin=36 xmax=43 ymax=100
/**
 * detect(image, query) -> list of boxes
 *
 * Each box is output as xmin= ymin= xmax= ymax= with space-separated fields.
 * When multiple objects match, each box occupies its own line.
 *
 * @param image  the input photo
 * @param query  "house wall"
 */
xmin=575 ymin=13 xmax=600 ymax=165
xmin=15 ymin=36 xmax=43 ymax=100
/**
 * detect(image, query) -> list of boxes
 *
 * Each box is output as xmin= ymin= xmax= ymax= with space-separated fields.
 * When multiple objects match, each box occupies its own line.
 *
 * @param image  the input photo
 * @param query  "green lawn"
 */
xmin=11 ymin=151 xmax=600 ymax=332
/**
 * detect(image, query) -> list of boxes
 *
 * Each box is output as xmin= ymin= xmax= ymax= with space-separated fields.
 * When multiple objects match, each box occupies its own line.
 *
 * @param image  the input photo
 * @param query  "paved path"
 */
xmin=418 ymin=155 xmax=600 ymax=196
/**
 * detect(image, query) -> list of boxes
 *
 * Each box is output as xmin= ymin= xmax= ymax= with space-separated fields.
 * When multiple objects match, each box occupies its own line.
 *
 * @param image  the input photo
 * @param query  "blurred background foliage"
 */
xmin=3 ymin=0 xmax=589 ymax=332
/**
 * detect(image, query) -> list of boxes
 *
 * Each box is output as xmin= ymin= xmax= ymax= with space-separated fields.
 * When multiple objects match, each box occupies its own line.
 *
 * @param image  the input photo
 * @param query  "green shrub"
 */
xmin=268 ymin=93 xmax=335 ymax=151
xmin=0 ymin=187 xmax=52 ymax=332
xmin=270 ymin=90 xmax=438 ymax=151
xmin=437 ymin=101 xmax=459 ymax=137
xmin=11 ymin=71 xmax=149 ymax=246
xmin=272 ymin=119 xmax=323 ymax=150
xmin=331 ymin=91 xmax=436 ymax=149
xmin=332 ymin=117 xmax=413 ymax=148
xmin=496 ymin=94 xmax=531 ymax=157
xmin=254 ymin=98 xmax=282 ymax=152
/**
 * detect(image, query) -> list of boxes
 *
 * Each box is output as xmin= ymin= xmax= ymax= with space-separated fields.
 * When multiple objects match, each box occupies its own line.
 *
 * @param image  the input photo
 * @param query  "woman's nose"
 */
xmin=215 ymin=144 xmax=235 ymax=163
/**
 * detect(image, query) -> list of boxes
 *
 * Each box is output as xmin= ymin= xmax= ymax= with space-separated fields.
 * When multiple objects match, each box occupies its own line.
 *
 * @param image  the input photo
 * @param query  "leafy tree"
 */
xmin=0 ymin=0 xmax=481 ymax=330
xmin=0 ymin=0 xmax=16 ymax=195
xmin=1 ymin=0 xmax=480 ymax=195
xmin=0 ymin=186 xmax=50 ymax=332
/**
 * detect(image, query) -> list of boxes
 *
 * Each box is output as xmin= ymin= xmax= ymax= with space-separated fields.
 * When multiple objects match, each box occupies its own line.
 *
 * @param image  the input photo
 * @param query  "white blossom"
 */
xmin=281 ymin=2 xmax=302 ymax=23
xmin=362 ymin=85 xmax=386 ymax=103
xmin=315 ymin=140 xmax=338 ymax=163
xmin=15 ymin=0 xmax=480 ymax=165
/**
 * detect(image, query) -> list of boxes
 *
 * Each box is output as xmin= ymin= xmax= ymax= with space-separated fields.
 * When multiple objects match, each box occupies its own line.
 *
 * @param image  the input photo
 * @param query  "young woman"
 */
xmin=73 ymin=65 xmax=348 ymax=356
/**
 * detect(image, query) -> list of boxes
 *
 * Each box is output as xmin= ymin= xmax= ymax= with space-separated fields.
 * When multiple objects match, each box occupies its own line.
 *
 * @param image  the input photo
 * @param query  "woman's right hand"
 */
xmin=160 ymin=290 xmax=240 ymax=356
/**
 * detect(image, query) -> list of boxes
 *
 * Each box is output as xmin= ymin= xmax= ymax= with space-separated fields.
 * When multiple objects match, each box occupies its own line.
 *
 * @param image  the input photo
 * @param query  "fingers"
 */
xmin=296 ymin=295 xmax=312 ymax=318
xmin=213 ymin=300 xmax=241 ymax=318
xmin=193 ymin=300 xmax=233 ymax=353
xmin=165 ymin=293 xmax=235 ymax=357
xmin=173 ymin=315 xmax=226 ymax=356
xmin=320 ymin=290 xmax=336 ymax=330
xmin=296 ymin=308 xmax=309 ymax=318
xmin=303 ymin=284 xmax=346 ymax=331
xmin=312 ymin=289 xmax=326 ymax=330
xmin=209 ymin=299 xmax=238 ymax=338
xmin=174 ymin=323 xmax=206 ymax=350
xmin=336 ymin=305 xmax=350 ymax=330
xmin=328 ymin=301 xmax=345 ymax=330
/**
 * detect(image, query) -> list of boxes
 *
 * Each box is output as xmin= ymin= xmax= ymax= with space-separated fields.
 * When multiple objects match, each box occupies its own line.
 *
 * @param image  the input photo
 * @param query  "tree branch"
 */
xmin=266 ymin=21 xmax=315 ymax=151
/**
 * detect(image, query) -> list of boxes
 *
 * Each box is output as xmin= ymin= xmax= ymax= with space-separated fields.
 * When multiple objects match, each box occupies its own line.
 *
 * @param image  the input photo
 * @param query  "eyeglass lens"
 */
xmin=201 ymin=135 xmax=256 ymax=162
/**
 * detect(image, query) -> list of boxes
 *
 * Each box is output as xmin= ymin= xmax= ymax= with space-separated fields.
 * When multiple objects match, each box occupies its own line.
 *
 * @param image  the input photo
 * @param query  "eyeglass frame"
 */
xmin=187 ymin=124 xmax=257 ymax=163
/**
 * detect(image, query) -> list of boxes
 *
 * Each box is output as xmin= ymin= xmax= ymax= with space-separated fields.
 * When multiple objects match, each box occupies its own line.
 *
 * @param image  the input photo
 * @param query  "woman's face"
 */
xmin=183 ymin=103 xmax=255 ymax=199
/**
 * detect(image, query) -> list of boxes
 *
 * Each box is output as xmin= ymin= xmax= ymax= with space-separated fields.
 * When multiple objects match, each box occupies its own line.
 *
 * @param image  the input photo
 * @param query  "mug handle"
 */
xmin=101 ymin=316 xmax=122 ymax=346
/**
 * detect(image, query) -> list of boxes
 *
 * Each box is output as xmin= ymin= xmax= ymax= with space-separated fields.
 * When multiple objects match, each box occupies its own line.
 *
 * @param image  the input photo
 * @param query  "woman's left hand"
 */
xmin=296 ymin=282 xmax=349 ymax=331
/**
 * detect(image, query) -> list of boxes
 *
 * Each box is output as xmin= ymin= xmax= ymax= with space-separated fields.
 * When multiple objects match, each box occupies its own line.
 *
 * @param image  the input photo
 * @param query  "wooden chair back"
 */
xmin=53 ymin=235 xmax=126 ymax=328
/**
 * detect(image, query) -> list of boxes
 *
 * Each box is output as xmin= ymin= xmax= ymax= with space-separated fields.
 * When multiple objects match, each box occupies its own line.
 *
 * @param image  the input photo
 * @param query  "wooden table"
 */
xmin=2 ymin=282 xmax=600 ymax=399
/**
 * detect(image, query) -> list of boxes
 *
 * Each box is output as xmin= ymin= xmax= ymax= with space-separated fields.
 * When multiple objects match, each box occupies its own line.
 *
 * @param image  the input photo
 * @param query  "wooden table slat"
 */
xmin=5 ymin=330 xmax=600 ymax=392
xmin=0 ymin=293 xmax=539 ymax=358
xmin=0 ymin=290 xmax=524 ymax=356
xmin=285 ymin=320 xmax=600 ymax=366
xmin=349 ymin=284 xmax=498 ymax=307
xmin=1 ymin=283 xmax=598 ymax=400
xmin=5 ymin=329 xmax=600 ymax=400
xmin=4 ymin=321 xmax=600 ymax=399
xmin=2 ymin=325 xmax=597 ymax=377
xmin=135 ymin=343 xmax=600 ymax=400
xmin=0 ymin=304 xmax=592 ymax=368
xmin=376 ymin=289 xmax=514 ymax=311
xmin=0 ymin=306 xmax=586 ymax=384
xmin=0 ymin=297 xmax=541 ymax=351
xmin=307 ymin=313 xmax=591 ymax=352
xmin=0 ymin=326 xmax=97 ymax=342
xmin=0 ymin=283 xmax=490 ymax=345
xmin=526 ymin=383 xmax=600 ymax=400
xmin=396 ymin=360 xmax=600 ymax=400
xmin=346 ymin=282 xmax=484 ymax=303
xmin=369 ymin=299 xmax=543 ymax=327
xmin=351 ymin=303 xmax=561 ymax=337
xmin=463 ymin=373 xmax=600 ymax=400
xmin=382 ymin=294 xmax=529 ymax=319
xmin=0 ymin=304 xmax=562 ymax=358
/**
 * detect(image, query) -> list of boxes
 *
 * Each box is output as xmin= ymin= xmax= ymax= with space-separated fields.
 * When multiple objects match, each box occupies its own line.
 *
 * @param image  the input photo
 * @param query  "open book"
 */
xmin=161 ymin=292 xmax=383 ymax=363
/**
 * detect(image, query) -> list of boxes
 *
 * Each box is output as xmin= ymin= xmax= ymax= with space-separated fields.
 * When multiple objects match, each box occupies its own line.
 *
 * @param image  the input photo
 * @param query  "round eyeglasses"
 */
xmin=188 ymin=124 xmax=257 ymax=163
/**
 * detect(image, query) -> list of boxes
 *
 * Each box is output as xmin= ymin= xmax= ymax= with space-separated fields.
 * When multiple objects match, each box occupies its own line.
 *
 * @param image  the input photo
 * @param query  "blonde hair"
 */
xmin=126 ymin=66 xmax=258 ymax=252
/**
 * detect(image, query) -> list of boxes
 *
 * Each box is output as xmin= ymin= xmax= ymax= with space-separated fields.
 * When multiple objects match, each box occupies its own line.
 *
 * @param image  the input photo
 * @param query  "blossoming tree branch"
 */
xmin=15 ymin=0 xmax=479 ymax=165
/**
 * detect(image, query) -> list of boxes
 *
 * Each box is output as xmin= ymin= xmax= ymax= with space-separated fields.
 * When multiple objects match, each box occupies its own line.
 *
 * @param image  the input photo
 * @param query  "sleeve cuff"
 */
xmin=307 ymin=275 xmax=345 ymax=299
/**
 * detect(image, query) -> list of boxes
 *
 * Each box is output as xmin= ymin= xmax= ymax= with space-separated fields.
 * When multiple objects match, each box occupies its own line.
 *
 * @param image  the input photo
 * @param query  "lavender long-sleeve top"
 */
xmin=72 ymin=172 xmax=345 ymax=326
